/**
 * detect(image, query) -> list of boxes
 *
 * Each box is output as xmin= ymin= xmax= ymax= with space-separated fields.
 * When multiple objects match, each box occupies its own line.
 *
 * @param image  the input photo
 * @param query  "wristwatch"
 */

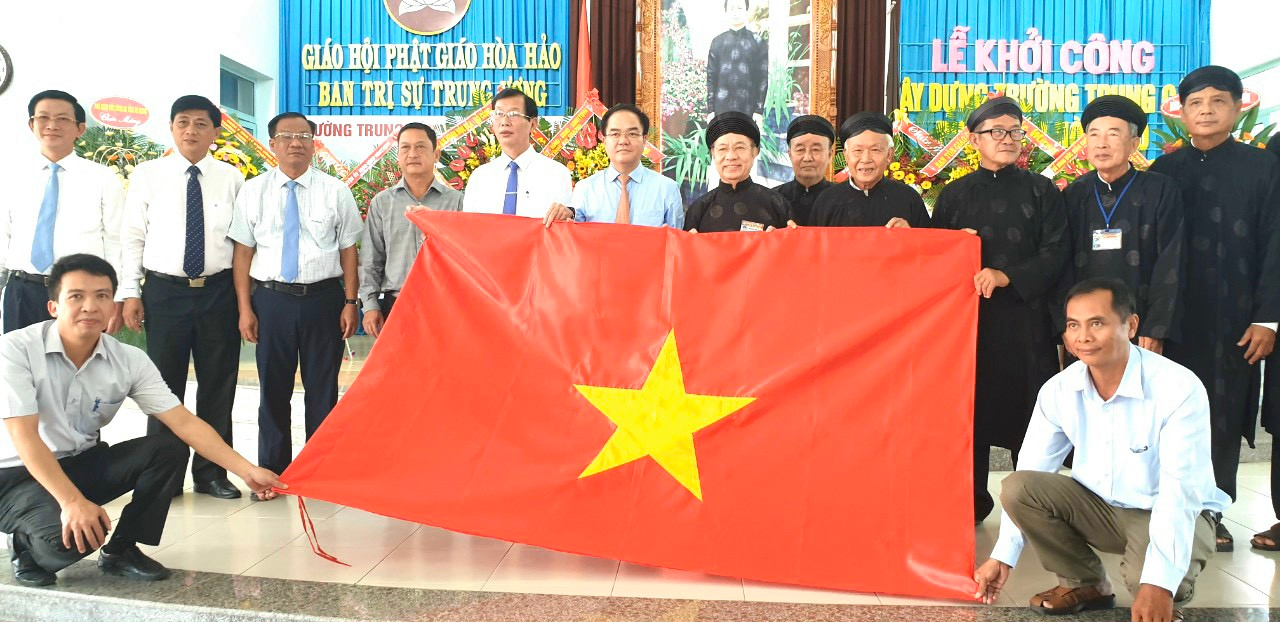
xmin=344 ymin=298 xmax=359 ymax=306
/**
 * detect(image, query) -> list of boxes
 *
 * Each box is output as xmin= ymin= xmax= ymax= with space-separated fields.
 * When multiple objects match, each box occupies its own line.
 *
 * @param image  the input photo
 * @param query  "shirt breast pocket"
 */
xmin=252 ymin=211 xmax=280 ymax=243
xmin=305 ymin=211 xmax=339 ymax=250
xmin=1123 ymin=427 xmax=1159 ymax=495
xmin=73 ymin=394 xmax=127 ymax=436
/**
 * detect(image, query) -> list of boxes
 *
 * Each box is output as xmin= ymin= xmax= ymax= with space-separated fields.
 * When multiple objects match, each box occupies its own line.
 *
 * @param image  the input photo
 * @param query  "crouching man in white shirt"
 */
xmin=975 ymin=277 xmax=1228 ymax=622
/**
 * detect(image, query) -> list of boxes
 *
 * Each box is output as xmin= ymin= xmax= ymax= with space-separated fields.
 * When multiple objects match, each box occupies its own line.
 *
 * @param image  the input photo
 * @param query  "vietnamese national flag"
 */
xmin=282 ymin=211 xmax=980 ymax=599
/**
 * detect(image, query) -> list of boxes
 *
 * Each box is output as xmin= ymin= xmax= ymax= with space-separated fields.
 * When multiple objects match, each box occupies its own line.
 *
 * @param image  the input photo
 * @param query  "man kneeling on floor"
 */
xmin=975 ymin=278 xmax=1229 ymax=622
xmin=0 ymin=254 xmax=284 ymax=587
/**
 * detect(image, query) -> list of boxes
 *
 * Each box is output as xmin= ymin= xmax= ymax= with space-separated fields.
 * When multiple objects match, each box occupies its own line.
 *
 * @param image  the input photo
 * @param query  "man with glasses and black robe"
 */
xmin=928 ymin=96 xmax=1070 ymax=524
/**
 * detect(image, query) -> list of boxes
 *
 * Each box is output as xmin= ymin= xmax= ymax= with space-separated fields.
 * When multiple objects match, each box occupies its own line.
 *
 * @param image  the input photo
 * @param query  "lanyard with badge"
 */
xmin=1091 ymin=172 xmax=1137 ymax=251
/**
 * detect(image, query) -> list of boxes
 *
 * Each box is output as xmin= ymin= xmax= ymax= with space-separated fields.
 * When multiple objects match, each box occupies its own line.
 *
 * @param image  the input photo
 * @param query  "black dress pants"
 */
xmin=142 ymin=272 xmax=240 ymax=484
xmin=0 ymin=437 xmax=186 ymax=572
xmin=252 ymin=284 xmax=344 ymax=474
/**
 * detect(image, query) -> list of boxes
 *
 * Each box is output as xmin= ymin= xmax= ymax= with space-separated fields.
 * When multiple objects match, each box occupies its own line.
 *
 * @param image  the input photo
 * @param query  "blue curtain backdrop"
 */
xmin=280 ymin=0 xmax=572 ymax=116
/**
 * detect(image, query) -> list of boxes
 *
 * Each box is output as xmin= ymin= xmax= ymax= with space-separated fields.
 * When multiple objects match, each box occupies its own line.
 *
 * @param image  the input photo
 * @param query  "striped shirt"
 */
xmin=228 ymin=167 xmax=363 ymax=284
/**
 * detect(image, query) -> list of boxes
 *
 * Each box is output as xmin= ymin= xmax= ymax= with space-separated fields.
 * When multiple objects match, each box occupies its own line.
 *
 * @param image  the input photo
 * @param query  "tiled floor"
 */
xmin=1 ymin=383 xmax=1271 ymax=612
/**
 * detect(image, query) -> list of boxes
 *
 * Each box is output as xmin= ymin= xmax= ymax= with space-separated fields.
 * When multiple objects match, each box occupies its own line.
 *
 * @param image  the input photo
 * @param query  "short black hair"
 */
xmin=599 ymin=104 xmax=650 ymax=136
xmin=171 ymin=95 xmax=222 ymax=127
xmin=267 ymin=112 xmax=317 ymax=138
xmin=1065 ymin=277 xmax=1137 ymax=320
xmin=491 ymin=88 xmax=538 ymax=119
xmin=397 ymin=122 xmax=438 ymax=148
xmin=28 ymin=90 xmax=86 ymax=124
xmin=47 ymin=254 xmax=117 ymax=299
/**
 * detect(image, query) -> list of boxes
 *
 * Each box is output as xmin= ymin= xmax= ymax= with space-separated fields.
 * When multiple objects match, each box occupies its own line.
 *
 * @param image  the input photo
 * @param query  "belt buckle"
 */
xmin=188 ymin=277 xmax=206 ymax=288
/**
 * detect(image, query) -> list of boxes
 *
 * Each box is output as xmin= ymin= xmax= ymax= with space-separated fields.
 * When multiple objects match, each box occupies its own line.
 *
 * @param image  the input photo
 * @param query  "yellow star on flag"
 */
xmin=574 ymin=330 xmax=756 ymax=500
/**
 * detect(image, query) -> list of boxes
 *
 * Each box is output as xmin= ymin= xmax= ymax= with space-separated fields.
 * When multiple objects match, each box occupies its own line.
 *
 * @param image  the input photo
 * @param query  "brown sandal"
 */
xmin=1029 ymin=585 xmax=1117 ymax=615
xmin=1250 ymin=522 xmax=1280 ymax=551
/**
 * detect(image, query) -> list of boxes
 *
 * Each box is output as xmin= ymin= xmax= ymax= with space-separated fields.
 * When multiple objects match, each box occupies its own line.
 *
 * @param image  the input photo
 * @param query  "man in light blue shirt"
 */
xmin=975 ymin=278 xmax=1227 ymax=622
xmin=543 ymin=104 xmax=683 ymax=228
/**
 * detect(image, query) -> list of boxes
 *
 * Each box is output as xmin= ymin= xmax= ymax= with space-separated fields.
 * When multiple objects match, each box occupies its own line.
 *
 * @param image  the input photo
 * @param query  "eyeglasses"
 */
xmin=274 ymin=132 xmax=314 ymax=143
xmin=973 ymin=128 xmax=1027 ymax=141
xmin=31 ymin=115 xmax=78 ymax=128
xmin=604 ymin=130 xmax=644 ymax=141
xmin=490 ymin=110 xmax=531 ymax=123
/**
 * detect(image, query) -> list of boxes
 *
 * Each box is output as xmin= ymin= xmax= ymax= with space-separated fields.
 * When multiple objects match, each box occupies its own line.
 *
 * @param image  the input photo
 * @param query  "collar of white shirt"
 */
xmin=1066 ymin=344 xmax=1147 ymax=401
xmin=269 ymin=166 xmax=315 ymax=190
xmin=494 ymin=146 xmax=543 ymax=172
xmin=43 ymin=321 xmax=109 ymax=361
xmin=33 ymin=151 xmax=85 ymax=173
xmin=163 ymin=152 xmax=219 ymax=176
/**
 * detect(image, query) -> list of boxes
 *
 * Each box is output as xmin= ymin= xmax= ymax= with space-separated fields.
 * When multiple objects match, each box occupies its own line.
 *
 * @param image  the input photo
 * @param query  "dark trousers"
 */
xmin=381 ymin=293 xmax=397 ymax=319
xmin=2 ymin=277 xmax=51 ymax=333
xmin=0 ymin=437 xmax=186 ymax=572
xmin=252 ymin=284 xmax=344 ymax=474
xmin=141 ymin=273 xmax=240 ymax=484
xmin=1272 ymin=441 xmax=1280 ymax=520
xmin=1210 ymin=430 xmax=1242 ymax=502
xmin=975 ymin=444 xmax=1019 ymax=522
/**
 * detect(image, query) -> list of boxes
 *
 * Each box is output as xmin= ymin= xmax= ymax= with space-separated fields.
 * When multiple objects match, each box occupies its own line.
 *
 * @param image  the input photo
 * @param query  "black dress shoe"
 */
xmin=193 ymin=478 xmax=242 ymax=499
xmin=97 ymin=545 xmax=170 ymax=581
xmin=8 ymin=534 xmax=56 ymax=587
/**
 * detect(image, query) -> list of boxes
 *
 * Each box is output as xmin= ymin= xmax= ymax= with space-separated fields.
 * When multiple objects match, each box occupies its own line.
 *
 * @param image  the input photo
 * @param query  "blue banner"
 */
xmin=897 ymin=0 xmax=1211 ymax=152
xmin=280 ymin=0 xmax=571 ymax=117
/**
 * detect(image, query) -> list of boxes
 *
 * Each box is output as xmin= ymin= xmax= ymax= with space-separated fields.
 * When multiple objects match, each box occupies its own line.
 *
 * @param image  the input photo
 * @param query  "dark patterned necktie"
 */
xmin=184 ymin=165 xmax=205 ymax=278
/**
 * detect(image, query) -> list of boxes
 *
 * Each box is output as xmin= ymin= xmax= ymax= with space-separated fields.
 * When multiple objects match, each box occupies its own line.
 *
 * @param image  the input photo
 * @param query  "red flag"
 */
xmin=282 ymin=213 xmax=980 ymax=599
xmin=574 ymin=0 xmax=593 ymax=108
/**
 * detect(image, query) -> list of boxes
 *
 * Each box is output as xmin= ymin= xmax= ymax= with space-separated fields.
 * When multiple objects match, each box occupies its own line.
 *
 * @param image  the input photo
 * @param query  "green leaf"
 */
xmin=1255 ymin=123 xmax=1278 ymax=145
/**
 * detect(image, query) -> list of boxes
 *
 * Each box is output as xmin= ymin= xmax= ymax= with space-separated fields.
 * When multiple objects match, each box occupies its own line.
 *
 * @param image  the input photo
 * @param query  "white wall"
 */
xmin=0 ymin=0 xmax=278 ymax=157
xmin=1211 ymin=0 xmax=1280 ymax=128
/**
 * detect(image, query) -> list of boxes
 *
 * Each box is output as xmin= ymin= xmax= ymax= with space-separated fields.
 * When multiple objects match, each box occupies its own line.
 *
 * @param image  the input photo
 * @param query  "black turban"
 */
xmin=786 ymin=115 xmax=836 ymax=144
xmin=838 ymin=112 xmax=893 ymax=144
xmin=966 ymin=96 xmax=1023 ymax=132
xmin=705 ymin=111 xmax=760 ymax=148
xmin=1081 ymin=95 xmax=1147 ymax=135
xmin=1179 ymin=65 xmax=1243 ymax=102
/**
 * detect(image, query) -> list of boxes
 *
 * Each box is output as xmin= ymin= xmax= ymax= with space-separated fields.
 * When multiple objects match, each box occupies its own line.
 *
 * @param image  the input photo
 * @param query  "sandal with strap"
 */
xmin=1250 ymin=522 xmax=1280 ymax=551
xmin=1215 ymin=519 xmax=1234 ymax=552
xmin=1028 ymin=584 xmax=1116 ymax=615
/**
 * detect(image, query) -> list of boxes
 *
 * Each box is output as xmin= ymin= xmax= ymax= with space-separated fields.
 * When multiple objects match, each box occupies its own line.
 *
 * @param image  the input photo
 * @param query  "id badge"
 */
xmin=1092 ymin=228 xmax=1122 ymax=251
xmin=740 ymin=220 xmax=765 ymax=232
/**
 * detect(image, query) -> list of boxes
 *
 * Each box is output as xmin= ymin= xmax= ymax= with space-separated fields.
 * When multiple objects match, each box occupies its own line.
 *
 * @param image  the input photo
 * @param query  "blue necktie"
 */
xmin=503 ymin=161 xmax=519 ymax=215
xmin=31 ymin=162 xmax=61 ymax=272
xmin=183 ymin=165 xmax=205 ymax=278
xmin=282 ymin=180 xmax=300 ymax=282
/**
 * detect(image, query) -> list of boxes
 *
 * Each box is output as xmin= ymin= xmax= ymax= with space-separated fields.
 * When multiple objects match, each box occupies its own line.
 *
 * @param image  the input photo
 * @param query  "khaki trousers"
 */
xmin=1001 ymin=471 xmax=1215 ymax=602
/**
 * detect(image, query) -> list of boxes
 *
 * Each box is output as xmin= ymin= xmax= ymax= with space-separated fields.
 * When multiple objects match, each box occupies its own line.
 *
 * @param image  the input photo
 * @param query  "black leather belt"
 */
xmin=146 ymin=269 xmax=229 ymax=288
xmin=256 ymin=278 xmax=341 ymax=296
xmin=9 ymin=270 xmax=47 ymax=285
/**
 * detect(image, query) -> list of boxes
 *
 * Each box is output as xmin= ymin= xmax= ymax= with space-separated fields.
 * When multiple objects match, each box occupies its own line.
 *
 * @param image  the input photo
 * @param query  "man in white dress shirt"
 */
xmin=119 ymin=95 xmax=245 ymax=500
xmin=0 ymin=90 xmax=124 ymax=333
xmin=974 ymin=278 xmax=1226 ymax=622
xmin=461 ymin=88 xmax=571 ymax=217
xmin=228 ymin=112 xmax=363 ymax=482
